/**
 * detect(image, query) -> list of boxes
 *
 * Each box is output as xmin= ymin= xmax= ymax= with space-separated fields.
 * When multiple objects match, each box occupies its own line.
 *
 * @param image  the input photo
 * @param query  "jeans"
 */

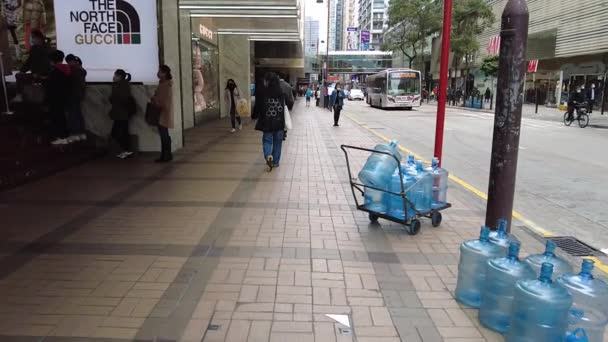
xmin=158 ymin=125 xmax=172 ymax=160
xmin=333 ymin=105 xmax=342 ymax=125
xmin=111 ymin=120 xmax=130 ymax=151
xmin=67 ymin=98 xmax=85 ymax=135
xmin=230 ymin=111 xmax=242 ymax=129
xmin=262 ymin=130 xmax=284 ymax=165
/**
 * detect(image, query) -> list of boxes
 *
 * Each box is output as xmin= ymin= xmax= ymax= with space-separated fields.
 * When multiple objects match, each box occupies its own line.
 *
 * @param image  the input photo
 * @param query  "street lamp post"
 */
xmin=433 ymin=0 xmax=453 ymax=167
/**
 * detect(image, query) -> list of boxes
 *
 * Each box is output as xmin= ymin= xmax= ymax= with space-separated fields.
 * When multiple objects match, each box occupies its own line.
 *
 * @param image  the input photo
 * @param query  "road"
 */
xmin=343 ymin=100 xmax=608 ymax=253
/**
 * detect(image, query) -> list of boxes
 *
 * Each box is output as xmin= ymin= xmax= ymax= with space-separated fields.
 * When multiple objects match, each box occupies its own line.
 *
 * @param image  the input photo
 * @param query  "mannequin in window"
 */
xmin=23 ymin=0 xmax=45 ymax=50
xmin=192 ymin=43 xmax=207 ymax=112
xmin=2 ymin=0 xmax=20 ymax=45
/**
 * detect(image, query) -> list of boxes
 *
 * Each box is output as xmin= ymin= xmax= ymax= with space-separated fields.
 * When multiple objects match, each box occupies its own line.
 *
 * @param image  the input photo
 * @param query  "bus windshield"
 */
xmin=387 ymin=72 xmax=420 ymax=96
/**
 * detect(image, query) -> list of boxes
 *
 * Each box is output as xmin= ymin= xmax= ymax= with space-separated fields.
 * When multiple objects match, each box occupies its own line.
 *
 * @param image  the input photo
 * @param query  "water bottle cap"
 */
xmin=416 ymin=160 xmax=424 ymax=170
xmin=507 ymin=242 xmax=521 ymax=260
xmin=479 ymin=226 xmax=490 ymax=241
xmin=580 ymin=259 xmax=595 ymax=277
xmin=408 ymin=155 xmax=415 ymax=163
xmin=539 ymin=262 xmax=554 ymax=283
xmin=390 ymin=140 xmax=398 ymax=147
xmin=432 ymin=158 xmax=439 ymax=168
xmin=570 ymin=309 xmax=585 ymax=318
xmin=544 ymin=240 xmax=557 ymax=256
xmin=497 ymin=218 xmax=508 ymax=232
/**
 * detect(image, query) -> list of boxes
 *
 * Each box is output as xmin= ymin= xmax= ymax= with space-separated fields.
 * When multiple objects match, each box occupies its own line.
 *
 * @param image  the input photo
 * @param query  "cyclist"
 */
xmin=567 ymin=87 xmax=585 ymax=121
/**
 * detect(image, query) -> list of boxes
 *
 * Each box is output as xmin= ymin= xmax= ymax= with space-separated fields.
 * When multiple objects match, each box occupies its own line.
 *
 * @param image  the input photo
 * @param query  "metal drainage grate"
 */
xmin=547 ymin=236 xmax=602 ymax=257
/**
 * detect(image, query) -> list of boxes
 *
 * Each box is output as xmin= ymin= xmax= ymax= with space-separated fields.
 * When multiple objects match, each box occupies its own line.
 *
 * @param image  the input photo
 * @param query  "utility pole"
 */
xmin=485 ymin=0 xmax=529 ymax=232
xmin=433 ymin=0 xmax=453 ymax=167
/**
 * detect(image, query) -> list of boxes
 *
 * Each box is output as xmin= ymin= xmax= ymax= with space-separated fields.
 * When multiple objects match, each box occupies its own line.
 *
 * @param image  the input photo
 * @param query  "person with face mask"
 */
xmin=224 ymin=79 xmax=242 ymax=133
xmin=329 ymin=82 xmax=346 ymax=126
xmin=587 ymin=84 xmax=597 ymax=114
xmin=567 ymin=87 xmax=585 ymax=121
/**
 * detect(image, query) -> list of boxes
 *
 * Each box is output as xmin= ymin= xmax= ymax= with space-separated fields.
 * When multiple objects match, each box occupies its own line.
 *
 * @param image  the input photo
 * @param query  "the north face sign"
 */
xmin=69 ymin=0 xmax=141 ymax=45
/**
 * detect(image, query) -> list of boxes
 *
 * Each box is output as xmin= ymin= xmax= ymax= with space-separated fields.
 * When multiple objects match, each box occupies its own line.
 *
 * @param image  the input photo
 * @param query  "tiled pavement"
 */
xmin=0 ymin=101 xmax=588 ymax=342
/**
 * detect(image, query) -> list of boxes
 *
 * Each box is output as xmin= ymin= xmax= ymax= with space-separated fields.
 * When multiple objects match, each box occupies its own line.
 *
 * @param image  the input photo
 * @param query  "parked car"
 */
xmin=348 ymin=89 xmax=365 ymax=101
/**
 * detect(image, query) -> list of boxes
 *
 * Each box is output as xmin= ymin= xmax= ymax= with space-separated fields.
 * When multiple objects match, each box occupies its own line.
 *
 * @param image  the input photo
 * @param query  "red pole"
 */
xmin=434 ymin=0 xmax=453 ymax=167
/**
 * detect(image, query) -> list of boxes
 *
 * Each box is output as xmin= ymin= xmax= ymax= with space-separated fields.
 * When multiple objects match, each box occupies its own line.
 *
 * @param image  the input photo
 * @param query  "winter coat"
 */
xmin=253 ymin=93 xmax=286 ymax=133
xmin=46 ymin=63 xmax=71 ymax=107
xmin=152 ymin=79 xmax=174 ymax=128
xmin=70 ymin=65 xmax=87 ymax=100
xmin=330 ymin=89 xmax=345 ymax=108
xmin=109 ymin=80 xmax=132 ymax=121
xmin=224 ymin=86 xmax=240 ymax=116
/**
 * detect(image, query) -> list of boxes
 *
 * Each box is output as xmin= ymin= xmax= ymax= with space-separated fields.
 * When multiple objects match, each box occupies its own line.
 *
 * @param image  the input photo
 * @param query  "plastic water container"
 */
xmin=557 ymin=259 xmax=608 ymax=342
xmin=359 ymin=141 xmax=402 ymax=212
xmin=425 ymin=157 xmax=449 ymax=209
xmin=412 ymin=160 xmax=432 ymax=213
xmin=404 ymin=154 xmax=416 ymax=173
xmin=489 ymin=218 xmax=520 ymax=252
xmin=480 ymin=242 xmax=536 ymax=333
xmin=506 ymin=263 xmax=573 ymax=342
xmin=566 ymin=328 xmax=590 ymax=342
xmin=455 ymin=227 xmax=505 ymax=308
xmin=525 ymin=240 xmax=573 ymax=279
xmin=387 ymin=166 xmax=416 ymax=220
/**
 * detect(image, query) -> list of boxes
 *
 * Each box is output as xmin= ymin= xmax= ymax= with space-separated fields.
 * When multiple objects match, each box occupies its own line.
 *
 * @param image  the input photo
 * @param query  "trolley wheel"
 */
xmin=431 ymin=211 xmax=442 ymax=228
xmin=369 ymin=213 xmax=379 ymax=223
xmin=408 ymin=219 xmax=421 ymax=235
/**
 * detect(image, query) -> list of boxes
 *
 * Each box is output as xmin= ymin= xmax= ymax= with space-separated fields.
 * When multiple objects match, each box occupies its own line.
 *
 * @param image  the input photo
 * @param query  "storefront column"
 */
xmin=180 ymin=10 xmax=195 ymax=130
xmin=159 ymin=0 xmax=183 ymax=151
xmin=556 ymin=70 xmax=564 ymax=106
xmin=219 ymin=35 xmax=251 ymax=118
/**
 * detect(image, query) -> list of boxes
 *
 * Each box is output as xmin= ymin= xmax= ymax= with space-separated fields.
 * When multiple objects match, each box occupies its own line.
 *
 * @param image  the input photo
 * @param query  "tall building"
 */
xmin=304 ymin=17 xmax=319 ymax=56
xmin=328 ymin=0 xmax=345 ymax=52
xmin=358 ymin=0 xmax=389 ymax=51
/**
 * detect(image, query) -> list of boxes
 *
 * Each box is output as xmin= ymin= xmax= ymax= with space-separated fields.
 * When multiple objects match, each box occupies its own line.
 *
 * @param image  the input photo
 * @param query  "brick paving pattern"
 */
xmin=0 ymin=101 xmax=598 ymax=341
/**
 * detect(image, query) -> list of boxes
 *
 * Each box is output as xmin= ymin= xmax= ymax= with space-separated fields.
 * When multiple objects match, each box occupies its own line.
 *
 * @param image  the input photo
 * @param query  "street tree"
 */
xmin=480 ymin=55 xmax=499 ymax=79
xmin=451 ymin=0 xmax=495 ymax=96
xmin=383 ymin=0 xmax=442 ymax=69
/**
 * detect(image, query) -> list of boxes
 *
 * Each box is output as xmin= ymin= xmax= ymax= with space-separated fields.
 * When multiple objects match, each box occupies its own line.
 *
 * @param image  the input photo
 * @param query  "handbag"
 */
xmin=284 ymin=105 xmax=293 ymax=130
xmin=145 ymin=102 xmax=161 ymax=126
xmin=236 ymin=98 xmax=250 ymax=117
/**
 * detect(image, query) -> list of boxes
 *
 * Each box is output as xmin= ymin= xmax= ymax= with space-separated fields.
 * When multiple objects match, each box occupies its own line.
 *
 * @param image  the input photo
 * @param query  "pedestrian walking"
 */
xmin=587 ymin=84 xmax=597 ymax=114
xmin=109 ymin=69 xmax=134 ymax=159
xmin=330 ymin=82 xmax=345 ymax=127
xmin=224 ymin=79 xmax=242 ymax=133
xmin=315 ymin=87 xmax=320 ymax=107
xmin=151 ymin=65 xmax=174 ymax=163
xmin=252 ymin=72 xmax=286 ymax=172
xmin=305 ymin=87 xmax=312 ymax=107
xmin=485 ymin=88 xmax=492 ymax=103
xmin=65 ymin=54 xmax=87 ymax=142
xmin=46 ymin=50 xmax=71 ymax=145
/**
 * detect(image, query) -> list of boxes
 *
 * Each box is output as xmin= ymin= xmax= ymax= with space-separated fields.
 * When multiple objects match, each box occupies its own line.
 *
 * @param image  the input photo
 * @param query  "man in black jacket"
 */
xmin=46 ymin=50 xmax=71 ymax=145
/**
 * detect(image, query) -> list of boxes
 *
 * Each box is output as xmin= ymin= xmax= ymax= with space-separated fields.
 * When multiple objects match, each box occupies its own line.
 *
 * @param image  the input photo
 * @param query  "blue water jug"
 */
xmin=489 ymin=218 xmax=520 ymax=252
xmin=506 ymin=263 xmax=573 ymax=342
xmin=359 ymin=141 xmax=402 ymax=212
xmin=455 ymin=227 xmax=505 ymax=308
xmin=411 ymin=160 xmax=432 ymax=213
xmin=480 ymin=242 xmax=536 ymax=333
xmin=405 ymin=154 xmax=416 ymax=173
xmin=558 ymin=259 xmax=608 ymax=342
xmin=425 ymin=157 xmax=449 ymax=209
xmin=525 ymin=240 xmax=573 ymax=279
xmin=387 ymin=167 xmax=416 ymax=220
xmin=566 ymin=328 xmax=589 ymax=342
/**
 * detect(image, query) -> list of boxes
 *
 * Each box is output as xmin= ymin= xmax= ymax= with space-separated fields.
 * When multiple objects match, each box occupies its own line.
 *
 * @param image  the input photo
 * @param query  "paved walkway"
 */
xmin=0 ymin=101 xmax=584 ymax=341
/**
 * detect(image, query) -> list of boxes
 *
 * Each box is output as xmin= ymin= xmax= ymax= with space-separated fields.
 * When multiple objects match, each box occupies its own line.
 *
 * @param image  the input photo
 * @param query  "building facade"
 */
xmin=358 ymin=0 xmax=389 ymax=51
xmin=304 ymin=17 xmax=320 ymax=56
xmin=473 ymin=0 xmax=608 ymax=108
xmin=328 ymin=0 xmax=344 ymax=51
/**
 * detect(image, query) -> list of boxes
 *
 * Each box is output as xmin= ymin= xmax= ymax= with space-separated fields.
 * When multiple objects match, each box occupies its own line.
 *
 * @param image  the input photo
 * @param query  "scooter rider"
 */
xmin=567 ymin=87 xmax=585 ymax=121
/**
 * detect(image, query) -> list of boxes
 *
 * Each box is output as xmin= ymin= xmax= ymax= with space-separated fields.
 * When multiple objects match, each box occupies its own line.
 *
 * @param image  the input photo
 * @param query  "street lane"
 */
xmin=342 ymin=100 xmax=608 ymax=251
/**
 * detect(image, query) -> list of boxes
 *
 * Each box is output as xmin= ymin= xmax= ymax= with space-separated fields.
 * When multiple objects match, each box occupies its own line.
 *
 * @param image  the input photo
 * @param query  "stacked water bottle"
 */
xmin=455 ymin=221 xmax=608 ymax=341
xmin=357 ymin=140 xmax=448 ymax=219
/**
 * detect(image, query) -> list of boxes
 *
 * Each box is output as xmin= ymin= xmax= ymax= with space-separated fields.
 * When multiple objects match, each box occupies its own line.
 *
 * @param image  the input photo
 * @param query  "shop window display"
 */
xmin=192 ymin=39 xmax=219 ymax=123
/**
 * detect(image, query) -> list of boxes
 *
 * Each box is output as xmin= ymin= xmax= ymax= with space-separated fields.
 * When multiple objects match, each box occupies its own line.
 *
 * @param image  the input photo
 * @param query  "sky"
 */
xmin=305 ymin=0 xmax=329 ymax=52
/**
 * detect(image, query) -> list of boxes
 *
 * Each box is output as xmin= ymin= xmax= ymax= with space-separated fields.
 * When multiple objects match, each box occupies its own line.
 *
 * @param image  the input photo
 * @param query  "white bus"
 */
xmin=366 ymin=69 xmax=422 ymax=109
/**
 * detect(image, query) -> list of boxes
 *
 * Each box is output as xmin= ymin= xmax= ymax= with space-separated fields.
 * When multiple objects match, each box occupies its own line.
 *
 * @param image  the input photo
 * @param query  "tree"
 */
xmin=480 ymin=55 xmax=499 ymax=79
xmin=383 ymin=0 xmax=442 ymax=69
xmin=450 ymin=0 xmax=495 ymax=96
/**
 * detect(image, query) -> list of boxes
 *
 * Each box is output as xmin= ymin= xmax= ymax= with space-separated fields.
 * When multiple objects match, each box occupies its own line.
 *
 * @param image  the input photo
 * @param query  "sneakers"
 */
xmin=238 ymin=123 xmax=243 ymax=130
xmin=51 ymin=138 xmax=69 ymax=145
xmin=67 ymin=135 xmax=81 ymax=143
xmin=117 ymin=151 xmax=134 ymax=159
xmin=230 ymin=128 xmax=236 ymax=133
xmin=265 ymin=156 xmax=273 ymax=172
xmin=79 ymin=134 xmax=87 ymax=141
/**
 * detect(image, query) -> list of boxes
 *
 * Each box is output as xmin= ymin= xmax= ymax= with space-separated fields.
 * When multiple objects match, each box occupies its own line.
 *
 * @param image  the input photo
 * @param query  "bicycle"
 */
xmin=563 ymin=103 xmax=589 ymax=128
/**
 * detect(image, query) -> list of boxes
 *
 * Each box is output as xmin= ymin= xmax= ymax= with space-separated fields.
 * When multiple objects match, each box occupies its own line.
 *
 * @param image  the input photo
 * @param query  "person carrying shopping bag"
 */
xmin=330 ymin=82 xmax=346 ymax=127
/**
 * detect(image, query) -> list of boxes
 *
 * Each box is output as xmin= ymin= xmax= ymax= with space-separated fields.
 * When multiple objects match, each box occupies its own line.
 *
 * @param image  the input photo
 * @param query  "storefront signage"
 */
xmin=199 ymin=24 xmax=214 ymax=42
xmin=527 ymin=59 xmax=539 ymax=73
xmin=192 ymin=18 xmax=217 ymax=45
xmin=55 ymin=0 xmax=159 ymax=82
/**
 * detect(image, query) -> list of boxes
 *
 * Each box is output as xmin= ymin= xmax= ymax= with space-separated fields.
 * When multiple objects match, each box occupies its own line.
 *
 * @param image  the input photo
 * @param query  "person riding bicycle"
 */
xmin=567 ymin=87 xmax=585 ymax=121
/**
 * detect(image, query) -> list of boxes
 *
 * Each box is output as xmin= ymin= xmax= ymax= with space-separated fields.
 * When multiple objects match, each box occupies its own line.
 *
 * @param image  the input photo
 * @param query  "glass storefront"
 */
xmin=191 ymin=19 xmax=220 ymax=124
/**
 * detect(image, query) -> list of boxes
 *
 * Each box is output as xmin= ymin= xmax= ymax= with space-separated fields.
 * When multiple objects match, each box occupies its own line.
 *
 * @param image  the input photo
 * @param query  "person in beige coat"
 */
xmin=151 ymin=65 xmax=174 ymax=162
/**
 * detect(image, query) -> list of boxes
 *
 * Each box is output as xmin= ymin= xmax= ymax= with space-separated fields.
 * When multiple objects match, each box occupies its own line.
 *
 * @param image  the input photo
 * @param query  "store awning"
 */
xmin=179 ymin=0 xmax=302 ymax=41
